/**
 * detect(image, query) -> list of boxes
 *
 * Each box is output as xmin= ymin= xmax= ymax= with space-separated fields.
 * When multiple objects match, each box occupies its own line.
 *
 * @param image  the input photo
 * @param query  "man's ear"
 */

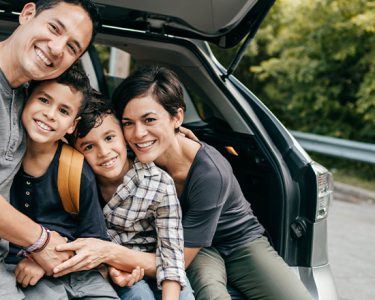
xmin=19 ymin=2 xmax=37 ymax=25
xmin=67 ymin=117 xmax=81 ymax=135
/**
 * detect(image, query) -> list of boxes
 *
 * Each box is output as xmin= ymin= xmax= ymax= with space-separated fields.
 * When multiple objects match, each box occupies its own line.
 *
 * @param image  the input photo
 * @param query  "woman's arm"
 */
xmin=109 ymin=247 xmax=201 ymax=287
xmin=53 ymin=237 xmax=156 ymax=277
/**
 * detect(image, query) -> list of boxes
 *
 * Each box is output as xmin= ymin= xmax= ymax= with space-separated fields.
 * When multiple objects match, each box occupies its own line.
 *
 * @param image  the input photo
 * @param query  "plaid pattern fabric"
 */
xmin=103 ymin=158 xmax=186 ymax=288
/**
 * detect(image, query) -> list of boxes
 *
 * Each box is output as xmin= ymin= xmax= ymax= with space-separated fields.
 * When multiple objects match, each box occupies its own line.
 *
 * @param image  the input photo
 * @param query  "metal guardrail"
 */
xmin=290 ymin=131 xmax=375 ymax=164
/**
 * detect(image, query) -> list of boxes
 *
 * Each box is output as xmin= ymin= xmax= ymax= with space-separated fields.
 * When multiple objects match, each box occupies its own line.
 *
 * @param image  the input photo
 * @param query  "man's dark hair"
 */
xmin=28 ymin=63 xmax=91 ymax=118
xmin=112 ymin=65 xmax=186 ymax=122
xmin=67 ymin=90 xmax=115 ymax=145
xmin=35 ymin=0 xmax=101 ymax=46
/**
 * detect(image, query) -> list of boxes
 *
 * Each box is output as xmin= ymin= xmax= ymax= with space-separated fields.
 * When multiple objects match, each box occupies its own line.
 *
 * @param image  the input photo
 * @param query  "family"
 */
xmin=0 ymin=1 xmax=313 ymax=299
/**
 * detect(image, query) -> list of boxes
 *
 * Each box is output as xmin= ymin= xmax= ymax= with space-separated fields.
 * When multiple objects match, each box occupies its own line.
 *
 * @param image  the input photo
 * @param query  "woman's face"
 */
xmin=121 ymin=94 xmax=182 ymax=163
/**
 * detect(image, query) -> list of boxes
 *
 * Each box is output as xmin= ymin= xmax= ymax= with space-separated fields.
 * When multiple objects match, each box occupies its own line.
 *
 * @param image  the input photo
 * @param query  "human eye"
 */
xmin=145 ymin=117 xmax=156 ymax=124
xmin=105 ymin=134 xmax=115 ymax=142
xmin=38 ymin=97 xmax=49 ymax=104
xmin=48 ymin=23 xmax=59 ymax=34
xmin=122 ymin=121 xmax=133 ymax=127
xmin=83 ymin=144 xmax=93 ymax=151
xmin=67 ymin=43 xmax=77 ymax=55
xmin=59 ymin=107 xmax=70 ymax=116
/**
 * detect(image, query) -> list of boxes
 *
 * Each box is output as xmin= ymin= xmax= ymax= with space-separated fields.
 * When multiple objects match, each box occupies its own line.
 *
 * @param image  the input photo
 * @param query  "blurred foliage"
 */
xmin=95 ymin=44 xmax=110 ymax=74
xmin=212 ymin=0 xmax=375 ymax=143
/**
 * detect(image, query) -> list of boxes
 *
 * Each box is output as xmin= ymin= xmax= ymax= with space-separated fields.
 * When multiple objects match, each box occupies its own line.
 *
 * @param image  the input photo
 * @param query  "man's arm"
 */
xmin=0 ymin=195 xmax=41 ymax=246
xmin=0 ymin=195 xmax=71 ymax=275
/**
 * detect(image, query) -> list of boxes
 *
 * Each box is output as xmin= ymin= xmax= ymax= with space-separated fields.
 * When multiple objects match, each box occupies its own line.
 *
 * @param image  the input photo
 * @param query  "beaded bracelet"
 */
xmin=17 ymin=225 xmax=51 ymax=257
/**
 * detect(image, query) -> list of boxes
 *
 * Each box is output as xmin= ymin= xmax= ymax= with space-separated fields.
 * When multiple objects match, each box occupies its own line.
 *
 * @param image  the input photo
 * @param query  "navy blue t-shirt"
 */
xmin=180 ymin=142 xmax=265 ymax=256
xmin=6 ymin=142 xmax=108 ymax=264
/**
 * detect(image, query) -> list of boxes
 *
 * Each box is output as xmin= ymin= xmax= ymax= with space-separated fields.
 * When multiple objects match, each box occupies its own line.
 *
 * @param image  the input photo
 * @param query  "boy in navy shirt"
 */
xmin=6 ymin=65 xmax=119 ymax=300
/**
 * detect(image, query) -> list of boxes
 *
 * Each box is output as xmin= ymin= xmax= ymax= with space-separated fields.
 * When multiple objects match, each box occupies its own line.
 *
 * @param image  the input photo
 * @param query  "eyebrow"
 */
xmin=39 ymin=91 xmax=52 ymax=100
xmin=38 ymin=91 xmax=74 ymax=112
xmin=54 ymin=18 xmax=83 ymax=53
xmin=78 ymin=130 xmax=116 ymax=148
xmin=122 ymin=112 xmax=158 ymax=121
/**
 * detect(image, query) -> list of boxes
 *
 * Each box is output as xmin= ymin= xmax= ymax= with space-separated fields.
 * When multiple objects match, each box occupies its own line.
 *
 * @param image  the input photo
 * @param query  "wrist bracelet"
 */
xmin=17 ymin=225 xmax=51 ymax=257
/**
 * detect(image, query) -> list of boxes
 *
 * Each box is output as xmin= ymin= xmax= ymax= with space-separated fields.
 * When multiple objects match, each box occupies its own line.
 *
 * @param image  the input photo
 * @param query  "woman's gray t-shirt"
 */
xmin=179 ymin=142 xmax=265 ymax=256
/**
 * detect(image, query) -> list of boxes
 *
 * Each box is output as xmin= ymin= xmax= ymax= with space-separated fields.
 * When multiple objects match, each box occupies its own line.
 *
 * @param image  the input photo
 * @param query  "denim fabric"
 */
xmin=115 ymin=276 xmax=194 ymax=300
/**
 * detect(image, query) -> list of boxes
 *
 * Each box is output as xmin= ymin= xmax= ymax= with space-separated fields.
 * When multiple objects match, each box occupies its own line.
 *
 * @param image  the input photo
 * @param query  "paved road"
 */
xmin=328 ymin=199 xmax=375 ymax=300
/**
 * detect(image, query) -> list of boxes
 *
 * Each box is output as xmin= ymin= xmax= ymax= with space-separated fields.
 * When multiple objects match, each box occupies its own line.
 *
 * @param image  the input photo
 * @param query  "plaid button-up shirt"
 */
xmin=103 ymin=158 xmax=186 ymax=288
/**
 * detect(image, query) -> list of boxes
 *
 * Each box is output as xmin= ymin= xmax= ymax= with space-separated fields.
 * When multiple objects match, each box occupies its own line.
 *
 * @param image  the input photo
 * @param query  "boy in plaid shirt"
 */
xmin=62 ymin=92 xmax=194 ymax=300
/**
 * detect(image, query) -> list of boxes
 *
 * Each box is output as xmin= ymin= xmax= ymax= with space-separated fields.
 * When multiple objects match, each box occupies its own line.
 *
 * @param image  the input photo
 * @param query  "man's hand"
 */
xmin=109 ymin=266 xmax=144 ymax=287
xmin=53 ymin=238 xmax=110 ymax=277
xmin=30 ymin=231 xmax=72 ymax=276
xmin=15 ymin=258 xmax=45 ymax=288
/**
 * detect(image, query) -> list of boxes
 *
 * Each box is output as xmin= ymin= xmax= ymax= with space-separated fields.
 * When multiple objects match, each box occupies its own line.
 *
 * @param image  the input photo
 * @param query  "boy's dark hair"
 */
xmin=67 ymin=90 xmax=115 ymax=145
xmin=112 ymin=66 xmax=186 ymax=121
xmin=35 ymin=0 xmax=101 ymax=46
xmin=28 ymin=63 xmax=91 ymax=118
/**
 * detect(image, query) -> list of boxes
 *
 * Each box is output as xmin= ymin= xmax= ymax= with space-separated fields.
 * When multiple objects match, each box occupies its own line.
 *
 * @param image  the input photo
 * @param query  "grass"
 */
xmin=332 ymin=171 xmax=375 ymax=192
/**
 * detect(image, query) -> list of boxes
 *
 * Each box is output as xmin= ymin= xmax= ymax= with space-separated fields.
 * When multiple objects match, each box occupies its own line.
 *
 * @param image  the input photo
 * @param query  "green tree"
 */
xmin=251 ymin=0 xmax=375 ymax=142
xmin=213 ymin=0 xmax=375 ymax=142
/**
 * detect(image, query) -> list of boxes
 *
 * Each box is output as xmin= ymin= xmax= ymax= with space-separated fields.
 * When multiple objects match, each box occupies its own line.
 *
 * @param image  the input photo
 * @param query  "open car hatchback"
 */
xmin=0 ymin=1 xmax=337 ymax=299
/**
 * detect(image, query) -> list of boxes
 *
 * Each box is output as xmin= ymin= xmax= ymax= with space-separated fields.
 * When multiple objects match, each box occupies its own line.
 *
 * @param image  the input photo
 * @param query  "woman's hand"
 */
xmin=109 ymin=266 xmax=145 ymax=287
xmin=53 ymin=237 xmax=110 ymax=277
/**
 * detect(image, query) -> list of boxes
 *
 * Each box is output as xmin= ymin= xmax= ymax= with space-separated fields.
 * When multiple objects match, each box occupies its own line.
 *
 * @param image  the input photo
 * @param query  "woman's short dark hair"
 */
xmin=35 ymin=0 xmax=101 ymax=46
xmin=112 ymin=66 xmax=186 ymax=121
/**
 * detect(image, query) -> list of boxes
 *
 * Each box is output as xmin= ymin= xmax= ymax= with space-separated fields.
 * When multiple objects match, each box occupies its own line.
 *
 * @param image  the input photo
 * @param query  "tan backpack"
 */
xmin=57 ymin=143 xmax=84 ymax=215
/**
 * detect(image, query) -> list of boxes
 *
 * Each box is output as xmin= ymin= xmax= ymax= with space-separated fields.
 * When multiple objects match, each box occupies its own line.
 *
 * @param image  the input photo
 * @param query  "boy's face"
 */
xmin=75 ymin=114 xmax=129 ymax=182
xmin=15 ymin=2 xmax=93 ymax=83
xmin=22 ymin=80 xmax=82 ymax=145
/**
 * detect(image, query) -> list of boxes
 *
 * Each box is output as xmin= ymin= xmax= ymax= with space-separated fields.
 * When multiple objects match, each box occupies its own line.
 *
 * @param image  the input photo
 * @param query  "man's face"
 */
xmin=15 ymin=2 xmax=93 ymax=82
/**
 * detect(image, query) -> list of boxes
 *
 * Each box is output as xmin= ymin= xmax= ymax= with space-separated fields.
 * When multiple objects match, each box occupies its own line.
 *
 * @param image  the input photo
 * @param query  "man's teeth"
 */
xmin=36 ymin=120 xmax=52 ymax=131
xmin=101 ymin=157 xmax=117 ymax=167
xmin=35 ymin=48 xmax=52 ymax=66
xmin=137 ymin=141 xmax=155 ymax=148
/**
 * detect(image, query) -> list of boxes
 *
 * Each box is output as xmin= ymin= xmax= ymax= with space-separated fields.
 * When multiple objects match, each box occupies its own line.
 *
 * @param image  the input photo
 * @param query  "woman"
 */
xmin=54 ymin=66 xmax=312 ymax=300
xmin=111 ymin=66 xmax=312 ymax=300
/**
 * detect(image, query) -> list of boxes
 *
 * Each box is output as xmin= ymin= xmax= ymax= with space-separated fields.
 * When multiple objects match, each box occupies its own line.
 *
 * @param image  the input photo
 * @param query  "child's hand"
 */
xmin=109 ymin=266 xmax=144 ymax=287
xmin=15 ymin=258 xmax=45 ymax=288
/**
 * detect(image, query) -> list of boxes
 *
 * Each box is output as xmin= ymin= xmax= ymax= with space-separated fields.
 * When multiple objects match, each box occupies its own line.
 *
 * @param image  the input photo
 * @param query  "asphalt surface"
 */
xmin=328 ymin=183 xmax=375 ymax=300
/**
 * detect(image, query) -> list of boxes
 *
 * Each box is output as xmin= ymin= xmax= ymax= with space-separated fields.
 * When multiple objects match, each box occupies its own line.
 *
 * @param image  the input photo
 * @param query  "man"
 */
xmin=0 ymin=1 xmax=100 ymax=299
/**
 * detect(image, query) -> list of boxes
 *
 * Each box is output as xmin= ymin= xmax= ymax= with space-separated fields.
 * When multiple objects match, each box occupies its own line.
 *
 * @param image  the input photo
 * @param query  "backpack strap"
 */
xmin=57 ymin=143 xmax=84 ymax=215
